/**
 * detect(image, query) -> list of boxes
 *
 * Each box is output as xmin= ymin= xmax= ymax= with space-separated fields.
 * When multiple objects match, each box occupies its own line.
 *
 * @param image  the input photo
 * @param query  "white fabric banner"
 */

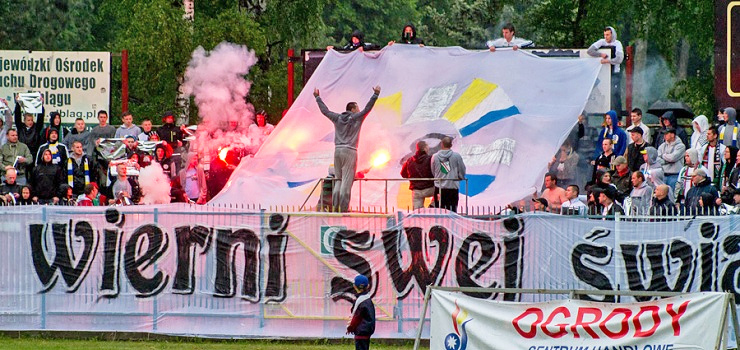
xmin=430 ymin=290 xmax=727 ymax=350
xmin=211 ymin=45 xmax=603 ymax=208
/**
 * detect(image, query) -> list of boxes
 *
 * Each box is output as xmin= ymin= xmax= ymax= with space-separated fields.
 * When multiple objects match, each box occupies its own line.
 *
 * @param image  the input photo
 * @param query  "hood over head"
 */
xmin=686 ymin=148 xmax=699 ymax=166
xmin=645 ymin=146 xmax=658 ymax=164
xmin=350 ymin=30 xmax=365 ymax=47
xmin=401 ymin=23 xmax=417 ymax=41
xmin=726 ymin=107 xmax=737 ymax=124
xmin=605 ymin=26 xmax=618 ymax=43
xmin=605 ymin=110 xmax=620 ymax=129
xmin=693 ymin=115 xmax=709 ymax=133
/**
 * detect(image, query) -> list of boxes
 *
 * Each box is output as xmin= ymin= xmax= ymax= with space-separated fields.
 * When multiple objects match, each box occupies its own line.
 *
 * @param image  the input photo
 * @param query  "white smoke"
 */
xmin=138 ymin=162 xmax=172 ymax=205
xmin=181 ymin=42 xmax=261 ymax=162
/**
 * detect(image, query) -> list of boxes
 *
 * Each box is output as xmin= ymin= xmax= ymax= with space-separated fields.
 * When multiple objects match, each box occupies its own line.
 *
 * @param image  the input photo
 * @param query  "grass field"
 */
xmin=0 ymin=336 xmax=421 ymax=350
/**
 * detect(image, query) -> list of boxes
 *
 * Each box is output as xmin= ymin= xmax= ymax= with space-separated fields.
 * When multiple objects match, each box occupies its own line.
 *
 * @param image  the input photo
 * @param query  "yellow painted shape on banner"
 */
xmin=397 ymin=182 xmax=413 ymax=210
xmin=443 ymin=78 xmax=497 ymax=123
xmin=376 ymin=91 xmax=403 ymax=125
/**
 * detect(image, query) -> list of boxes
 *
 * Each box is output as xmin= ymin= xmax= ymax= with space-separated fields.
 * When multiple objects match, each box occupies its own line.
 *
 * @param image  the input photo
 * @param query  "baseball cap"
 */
xmin=125 ymin=134 xmax=138 ymax=141
xmin=665 ymin=128 xmax=676 ymax=134
xmin=611 ymin=156 xmax=627 ymax=166
xmin=354 ymin=275 xmax=369 ymax=288
xmin=532 ymin=197 xmax=548 ymax=207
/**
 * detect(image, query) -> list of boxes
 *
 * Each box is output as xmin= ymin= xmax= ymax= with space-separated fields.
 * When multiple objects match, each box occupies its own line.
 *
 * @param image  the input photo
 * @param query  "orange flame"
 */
xmin=370 ymin=149 xmax=391 ymax=168
xmin=219 ymin=147 xmax=231 ymax=162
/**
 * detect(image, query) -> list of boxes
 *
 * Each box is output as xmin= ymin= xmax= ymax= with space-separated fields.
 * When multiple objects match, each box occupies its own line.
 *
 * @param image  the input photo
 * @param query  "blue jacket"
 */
xmin=347 ymin=292 xmax=375 ymax=338
xmin=594 ymin=110 xmax=627 ymax=159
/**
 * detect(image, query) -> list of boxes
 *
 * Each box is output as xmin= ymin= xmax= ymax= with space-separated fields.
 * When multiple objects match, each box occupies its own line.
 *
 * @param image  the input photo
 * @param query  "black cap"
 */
xmin=532 ymin=197 xmax=549 ymax=207
xmin=629 ymin=127 xmax=643 ymax=135
xmin=665 ymin=127 xmax=676 ymax=134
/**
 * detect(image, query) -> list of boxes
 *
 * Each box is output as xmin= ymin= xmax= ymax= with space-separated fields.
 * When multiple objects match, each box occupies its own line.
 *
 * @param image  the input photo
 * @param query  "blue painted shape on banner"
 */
xmin=287 ymin=179 xmax=317 ymax=188
xmin=320 ymin=132 xmax=334 ymax=142
xmin=458 ymin=106 xmax=520 ymax=137
xmin=459 ymin=174 xmax=495 ymax=197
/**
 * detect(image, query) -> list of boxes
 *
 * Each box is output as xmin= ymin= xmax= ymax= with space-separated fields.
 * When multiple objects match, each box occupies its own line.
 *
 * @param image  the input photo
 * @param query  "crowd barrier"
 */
xmin=1 ymin=204 xmax=740 ymax=340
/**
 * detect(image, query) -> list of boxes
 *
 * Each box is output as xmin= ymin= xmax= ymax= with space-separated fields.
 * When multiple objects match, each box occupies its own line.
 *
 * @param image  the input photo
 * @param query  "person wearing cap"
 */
xmin=597 ymin=186 xmax=624 ymax=216
xmin=654 ymin=111 xmax=689 ymax=149
xmin=649 ymin=184 xmax=677 ymax=216
xmin=639 ymin=147 xmax=666 ymax=194
xmin=675 ymin=148 xmax=710 ymax=205
xmin=610 ymin=156 xmax=631 ymax=196
xmin=697 ymin=126 xmax=726 ymax=187
xmin=115 ymin=111 xmax=142 ymax=139
xmin=158 ymin=111 xmax=184 ymax=148
xmin=347 ymin=275 xmax=375 ymax=350
xmin=626 ymin=108 xmax=651 ymax=145
xmin=35 ymin=127 xmax=68 ymax=167
xmin=531 ymin=197 xmax=549 ymax=212
xmin=657 ymin=127 xmax=686 ymax=190
xmin=624 ymin=126 xmax=647 ymax=172
xmin=684 ymin=168 xmax=719 ymax=212
xmin=628 ymin=171 xmax=653 ymax=215
xmin=593 ymin=110 xmax=627 ymax=160
xmin=539 ymin=172 xmax=567 ymax=212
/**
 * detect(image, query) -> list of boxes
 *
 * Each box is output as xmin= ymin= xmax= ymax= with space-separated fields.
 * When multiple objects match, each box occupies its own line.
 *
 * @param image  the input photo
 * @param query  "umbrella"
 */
xmin=647 ymin=100 xmax=694 ymax=120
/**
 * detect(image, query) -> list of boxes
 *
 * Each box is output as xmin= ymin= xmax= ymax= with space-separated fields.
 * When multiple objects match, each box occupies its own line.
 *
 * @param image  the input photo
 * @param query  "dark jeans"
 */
xmin=438 ymin=187 xmax=459 ymax=212
xmin=355 ymin=338 xmax=370 ymax=350
xmin=611 ymin=71 xmax=622 ymax=113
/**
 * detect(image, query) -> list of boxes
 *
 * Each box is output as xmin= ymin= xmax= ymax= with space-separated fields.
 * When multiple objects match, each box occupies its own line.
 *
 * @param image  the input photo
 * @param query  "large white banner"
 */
xmin=431 ymin=290 xmax=727 ymax=350
xmin=0 ymin=50 xmax=110 ymax=124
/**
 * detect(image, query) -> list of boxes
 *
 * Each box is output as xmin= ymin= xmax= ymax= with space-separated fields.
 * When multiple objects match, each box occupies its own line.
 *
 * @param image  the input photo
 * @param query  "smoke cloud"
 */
xmin=138 ymin=162 xmax=172 ymax=205
xmin=182 ymin=42 xmax=261 ymax=162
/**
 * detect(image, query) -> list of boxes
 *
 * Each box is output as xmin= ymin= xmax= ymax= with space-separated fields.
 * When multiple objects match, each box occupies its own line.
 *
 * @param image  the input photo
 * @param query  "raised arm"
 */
xmin=357 ymin=86 xmax=381 ymax=118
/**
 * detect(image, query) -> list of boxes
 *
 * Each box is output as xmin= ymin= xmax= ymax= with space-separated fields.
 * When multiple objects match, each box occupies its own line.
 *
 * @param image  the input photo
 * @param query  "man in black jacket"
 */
xmin=401 ymin=141 xmax=434 ymax=209
xmin=13 ymin=96 xmax=45 ymax=158
xmin=347 ymin=275 xmax=375 ymax=350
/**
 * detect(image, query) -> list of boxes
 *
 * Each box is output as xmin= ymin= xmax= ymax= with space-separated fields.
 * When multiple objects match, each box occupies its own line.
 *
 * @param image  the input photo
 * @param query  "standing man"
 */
xmin=626 ymin=108 xmax=651 ymax=144
xmin=64 ymin=118 xmax=94 ymax=159
xmin=401 ymin=140 xmax=434 ymax=209
xmin=625 ymin=127 xmax=647 ymax=172
xmin=561 ymin=185 xmax=588 ymax=215
xmin=115 ymin=111 xmax=142 ymax=138
xmin=36 ymin=128 xmax=68 ymax=167
xmin=487 ymin=23 xmax=533 ymax=51
xmin=540 ymin=172 xmax=568 ymax=212
xmin=67 ymin=140 xmax=94 ymax=196
xmin=137 ymin=118 xmax=157 ymax=141
xmin=587 ymin=26 xmax=624 ymax=112
xmin=431 ymin=136 xmax=466 ymax=212
xmin=657 ymin=128 xmax=686 ymax=190
xmin=314 ymin=85 xmax=380 ymax=212
xmin=697 ymin=126 xmax=726 ymax=186
xmin=0 ymin=129 xmax=33 ymax=185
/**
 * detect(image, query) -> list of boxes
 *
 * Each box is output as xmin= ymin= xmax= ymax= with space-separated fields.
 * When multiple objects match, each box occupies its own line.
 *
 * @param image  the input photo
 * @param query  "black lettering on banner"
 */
xmin=213 ymin=228 xmax=260 ymax=301
xmin=381 ymin=226 xmax=452 ymax=299
xmin=330 ymin=229 xmax=377 ymax=303
xmin=455 ymin=232 xmax=501 ymax=298
xmin=99 ymin=228 xmax=123 ymax=297
xmin=621 ymin=239 xmax=695 ymax=302
xmin=571 ymin=228 xmax=615 ymax=302
xmin=172 ymin=225 xmax=213 ymax=294
xmin=124 ymin=224 xmax=170 ymax=297
xmin=264 ymin=214 xmax=290 ymax=303
xmin=29 ymin=220 xmax=99 ymax=293
xmin=502 ymin=217 xmax=525 ymax=301
xmin=721 ymin=233 xmax=740 ymax=300
xmin=699 ymin=222 xmax=720 ymax=291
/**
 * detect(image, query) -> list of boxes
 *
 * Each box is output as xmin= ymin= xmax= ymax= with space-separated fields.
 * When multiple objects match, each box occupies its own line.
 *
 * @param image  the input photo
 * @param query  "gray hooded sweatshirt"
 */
xmin=721 ymin=107 xmax=738 ymax=147
xmin=587 ymin=26 xmax=624 ymax=73
xmin=316 ymin=94 xmax=378 ymax=150
xmin=432 ymin=149 xmax=466 ymax=189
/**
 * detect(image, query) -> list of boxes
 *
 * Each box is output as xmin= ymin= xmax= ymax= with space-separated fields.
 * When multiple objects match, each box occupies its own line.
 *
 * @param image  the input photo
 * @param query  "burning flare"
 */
xmin=219 ymin=147 xmax=231 ymax=163
xmin=370 ymin=149 xmax=391 ymax=168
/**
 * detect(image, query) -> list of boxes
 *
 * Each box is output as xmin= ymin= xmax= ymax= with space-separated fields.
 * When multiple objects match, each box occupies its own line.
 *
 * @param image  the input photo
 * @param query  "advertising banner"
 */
xmin=0 ymin=50 xmax=110 ymax=125
xmin=430 ymin=290 xmax=727 ymax=350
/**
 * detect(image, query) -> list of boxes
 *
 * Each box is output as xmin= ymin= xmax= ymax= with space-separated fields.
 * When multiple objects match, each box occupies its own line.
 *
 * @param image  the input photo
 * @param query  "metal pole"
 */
xmin=287 ymin=49 xmax=295 ymax=108
xmin=152 ymin=207 xmax=159 ymax=332
xmin=413 ymin=286 xmax=433 ymax=350
xmin=121 ymin=50 xmax=129 ymax=113
xmin=625 ymin=45 xmax=634 ymax=116
xmin=730 ymin=293 xmax=740 ymax=348
xmin=384 ymin=180 xmax=388 ymax=214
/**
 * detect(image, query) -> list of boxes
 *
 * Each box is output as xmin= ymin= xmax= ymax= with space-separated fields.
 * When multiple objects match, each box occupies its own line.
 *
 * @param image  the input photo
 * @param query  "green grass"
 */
xmin=0 ymin=337 xmax=420 ymax=350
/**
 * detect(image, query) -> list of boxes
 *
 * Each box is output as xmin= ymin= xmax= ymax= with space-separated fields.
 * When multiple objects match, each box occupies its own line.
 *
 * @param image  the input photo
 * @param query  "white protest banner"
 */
xmin=430 ymin=290 xmax=728 ymax=350
xmin=17 ymin=92 xmax=43 ymax=113
xmin=0 ymin=50 xmax=110 ymax=125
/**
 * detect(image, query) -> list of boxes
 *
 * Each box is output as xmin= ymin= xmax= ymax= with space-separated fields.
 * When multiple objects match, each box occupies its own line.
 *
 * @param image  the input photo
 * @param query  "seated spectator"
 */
xmin=657 ymin=128 xmax=686 ymax=190
xmin=649 ymin=184 xmax=677 ymax=216
xmin=0 ymin=129 xmax=33 ymax=185
xmin=561 ymin=185 xmax=587 ymax=215
xmin=684 ymin=168 xmax=719 ymax=213
xmin=0 ymin=168 xmax=21 ymax=204
xmin=64 ymin=118 xmax=94 ymax=159
xmin=628 ymin=171 xmax=653 ymax=215
xmin=58 ymin=184 xmax=76 ymax=206
xmin=67 ymin=140 xmax=95 ymax=196
xmin=388 ymin=24 xmax=424 ymax=46
xmin=539 ymin=172 xmax=567 ymax=212
xmin=487 ymin=23 xmax=533 ymax=51
xmin=16 ymin=185 xmax=36 ymax=205
xmin=675 ymin=149 xmax=710 ymax=206
xmin=36 ymin=127 xmax=68 ymax=166
xmin=31 ymin=149 xmax=64 ymax=205
xmin=42 ymin=112 xmax=69 ymax=143
xmin=77 ymin=183 xmax=100 ymax=206
xmin=531 ymin=197 xmax=549 ymax=212
xmin=548 ymin=141 xmax=579 ymax=188
xmin=596 ymin=186 xmax=624 ymax=216
xmin=115 ymin=111 xmax=142 ymax=138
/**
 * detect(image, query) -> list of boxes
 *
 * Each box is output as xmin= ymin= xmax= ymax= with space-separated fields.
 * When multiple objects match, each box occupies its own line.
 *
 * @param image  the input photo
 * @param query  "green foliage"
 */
xmin=668 ymin=71 xmax=715 ymax=117
xmin=0 ymin=0 xmax=97 ymax=51
xmin=323 ymin=0 xmax=421 ymax=47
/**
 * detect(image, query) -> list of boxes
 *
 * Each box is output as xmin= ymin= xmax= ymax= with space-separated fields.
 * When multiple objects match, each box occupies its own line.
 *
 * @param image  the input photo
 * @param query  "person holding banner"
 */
xmin=13 ymin=94 xmax=45 ymax=160
xmin=346 ymin=275 xmax=375 ymax=350
xmin=0 ymin=98 xmax=13 ymax=147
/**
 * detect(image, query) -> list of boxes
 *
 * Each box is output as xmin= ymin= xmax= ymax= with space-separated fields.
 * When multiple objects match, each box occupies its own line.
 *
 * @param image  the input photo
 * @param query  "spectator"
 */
xmin=255 ymin=111 xmax=274 ymax=135
xmin=610 ymin=156 xmax=631 ymax=197
xmin=639 ymin=147 xmax=666 ymax=191
xmin=548 ymin=140 xmax=579 ymax=188
xmin=691 ymin=115 xmax=710 ymax=149
xmin=401 ymin=140 xmax=434 ymax=210
xmin=539 ymin=172 xmax=567 ymax=212
xmin=657 ymin=128 xmax=686 ymax=190
xmin=531 ymin=197 xmax=549 ymax=212
xmin=152 ymin=144 xmax=176 ymax=179
xmin=675 ymin=149 xmax=710 ymax=205
xmin=35 ymin=128 xmax=68 ymax=167
xmin=111 ymin=163 xmax=140 ymax=205
xmin=327 ymin=30 xmax=380 ymax=52
xmin=90 ymin=110 xmax=116 ymax=197
xmin=91 ymin=110 xmax=117 ymax=145
xmin=718 ymin=146 xmax=739 ymax=198
xmin=180 ymin=153 xmax=208 ymax=204
xmin=58 ymin=184 xmax=76 ymax=206
xmin=64 ymin=118 xmax=94 ymax=159
xmin=115 ymin=111 xmax=142 ymax=139
xmin=138 ymin=118 xmax=158 ymax=141
xmin=0 ymin=168 xmax=21 ymax=204
xmin=16 ymin=185 xmax=36 ymax=205
xmin=0 ymin=129 xmax=33 ymax=185
xmin=720 ymin=189 xmax=740 ymax=215
xmin=626 ymin=108 xmax=651 ymax=144
xmin=31 ymin=149 xmax=64 ymax=205
xmin=654 ymin=111 xmax=689 ymax=149
xmin=388 ymin=24 xmax=424 ymax=46
xmin=77 ymin=183 xmax=100 ymax=206
xmin=587 ymin=26 xmax=624 ymax=112
xmin=698 ymin=192 xmax=720 ymax=216
xmin=67 ymin=140 xmax=94 ymax=196
xmin=123 ymin=135 xmax=146 ymax=169
xmin=0 ymin=98 xmax=11 ymax=147
xmin=719 ymin=107 xmax=738 ymax=147
xmin=697 ymin=126 xmax=726 ymax=187
xmin=593 ymin=110 xmax=627 ymax=160
xmin=41 ymin=112 xmax=69 ymax=143
xmin=591 ymin=138 xmax=616 ymax=182
xmin=628 ymin=171 xmax=653 ymax=215
xmin=649 ymin=184 xmax=676 ymax=216
xmin=561 ymin=185 xmax=588 ymax=215
xmin=487 ymin=22 xmax=533 ymax=51
xmin=13 ymin=95 xmax=45 ymax=158
xmin=597 ymin=186 xmax=625 ymax=216
xmin=158 ymin=111 xmax=184 ymax=148
xmin=625 ymin=127 xmax=647 ymax=172
xmin=684 ymin=168 xmax=719 ymax=212
xmin=431 ymin=136 xmax=466 ymax=212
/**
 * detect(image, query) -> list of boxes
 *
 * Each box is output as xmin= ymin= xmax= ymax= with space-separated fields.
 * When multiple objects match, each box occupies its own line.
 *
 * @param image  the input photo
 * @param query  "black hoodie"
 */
xmin=654 ymin=111 xmax=689 ymax=149
xmin=31 ymin=153 xmax=64 ymax=200
xmin=13 ymin=102 xmax=45 ymax=156
xmin=400 ymin=150 xmax=434 ymax=190
xmin=41 ymin=112 xmax=69 ymax=143
xmin=399 ymin=24 xmax=424 ymax=45
xmin=341 ymin=30 xmax=380 ymax=51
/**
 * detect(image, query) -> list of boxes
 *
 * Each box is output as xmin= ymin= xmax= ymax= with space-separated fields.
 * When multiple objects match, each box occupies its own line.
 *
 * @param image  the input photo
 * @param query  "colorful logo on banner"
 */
xmin=444 ymin=300 xmax=473 ymax=350
xmin=320 ymin=225 xmax=345 ymax=255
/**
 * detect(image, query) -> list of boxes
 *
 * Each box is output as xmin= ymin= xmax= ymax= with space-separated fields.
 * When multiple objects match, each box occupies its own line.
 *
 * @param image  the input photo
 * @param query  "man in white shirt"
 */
xmin=626 ymin=108 xmax=651 ymax=144
xmin=487 ymin=23 xmax=533 ymax=51
xmin=560 ymin=185 xmax=588 ymax=215
xmin=587 ymin=26 xmax=624 ymax=111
